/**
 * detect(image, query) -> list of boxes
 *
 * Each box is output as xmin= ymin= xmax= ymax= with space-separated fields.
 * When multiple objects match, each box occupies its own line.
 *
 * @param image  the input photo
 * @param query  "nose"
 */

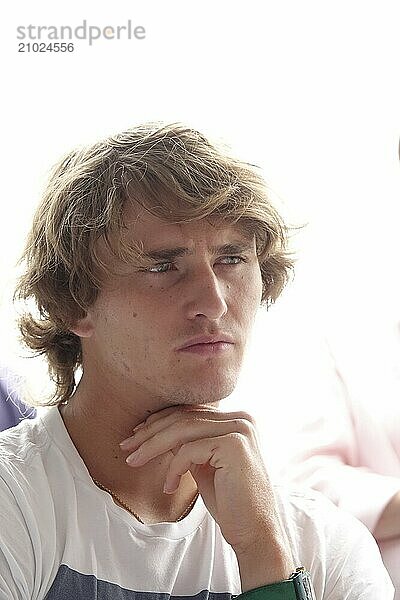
xmin=184 ymin=266 xmax=228 ymax=321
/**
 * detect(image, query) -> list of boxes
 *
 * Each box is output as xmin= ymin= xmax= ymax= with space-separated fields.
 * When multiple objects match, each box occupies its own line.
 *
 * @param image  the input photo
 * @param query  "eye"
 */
xmin=217 ymin=256 xmax=247 ymax=265
xmin=146 ymin=262 xmax=177 ymax=274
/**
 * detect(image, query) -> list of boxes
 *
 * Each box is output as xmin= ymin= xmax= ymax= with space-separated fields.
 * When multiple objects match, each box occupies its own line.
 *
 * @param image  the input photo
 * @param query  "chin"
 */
xmin=171 ymin=374 xmax=238 ymax=406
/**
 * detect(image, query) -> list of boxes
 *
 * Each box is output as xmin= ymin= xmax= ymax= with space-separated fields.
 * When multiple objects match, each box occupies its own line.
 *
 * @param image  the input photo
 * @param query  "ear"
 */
xmin=70 ymin=314 xmax=94 ymax=338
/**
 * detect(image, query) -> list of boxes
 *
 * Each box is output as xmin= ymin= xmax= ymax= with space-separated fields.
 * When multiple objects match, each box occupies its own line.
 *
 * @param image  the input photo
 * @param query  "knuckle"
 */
xmin=235 ymin=411 xmax=256 ymax=426
xmin=141 ymin=414 xmax=155 ymax=427
xmin=233 ymin=418 xmax=252 ymax=435
xmin=228 ymin=431 xmax=247 ymax=447
xmin=175 ymin=441 xmax=193 ymax=459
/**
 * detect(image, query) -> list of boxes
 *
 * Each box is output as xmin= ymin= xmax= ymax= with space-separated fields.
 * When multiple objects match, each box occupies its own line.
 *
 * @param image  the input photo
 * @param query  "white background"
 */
xmin=1 ymin=1 xmax=400 ymax=458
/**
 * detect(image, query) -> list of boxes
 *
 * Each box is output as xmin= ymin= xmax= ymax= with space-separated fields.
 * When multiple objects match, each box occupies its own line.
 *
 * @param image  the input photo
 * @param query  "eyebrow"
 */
xmin=142 ymin=241 xmax=255 ymax=262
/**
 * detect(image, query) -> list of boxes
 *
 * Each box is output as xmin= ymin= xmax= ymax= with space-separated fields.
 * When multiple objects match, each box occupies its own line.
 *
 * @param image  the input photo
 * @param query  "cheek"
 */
xmin=234 ymin=268 xmax=263 ymax=307
xmin=249 ymin=266 xmax=263 ymax=298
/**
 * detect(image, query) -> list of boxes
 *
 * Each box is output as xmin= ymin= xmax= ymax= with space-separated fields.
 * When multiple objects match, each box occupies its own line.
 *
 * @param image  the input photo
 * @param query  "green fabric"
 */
xmin=237 ymin=580 xmax=297 ymax=600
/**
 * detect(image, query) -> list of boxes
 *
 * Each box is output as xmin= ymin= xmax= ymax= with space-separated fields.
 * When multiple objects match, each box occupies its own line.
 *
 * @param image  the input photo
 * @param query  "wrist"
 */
xmin=238 ymin=568 xmax=316 ymax=600
xmin=235 ymin=543 xmax=294 ymax=592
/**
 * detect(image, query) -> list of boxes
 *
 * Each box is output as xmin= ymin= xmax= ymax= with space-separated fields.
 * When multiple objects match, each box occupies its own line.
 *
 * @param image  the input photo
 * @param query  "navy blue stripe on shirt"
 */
xmin=44 ymin=565 xmax=235 ymax=600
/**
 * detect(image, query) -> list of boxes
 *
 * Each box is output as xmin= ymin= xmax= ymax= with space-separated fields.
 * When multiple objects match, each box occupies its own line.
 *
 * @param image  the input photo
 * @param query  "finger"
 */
xmin=121 ymin=408 xmax=257 ymax=449
xmin=163 ymin=433 xmax=247 ymax=493
xmin=143 ymin=407 xmax=256 ymax=428
xmin=163 ymin=438 xmax=220 ymax=493
xmin=132 ymin=405 xmax=183 ymax=431
xmin=125 ymin=404 xmax=212 ymax=440
xmin=141 ymin=403 xmax=218 ymax=427
xmin=125 ymin=418 xmax=252 ymax=465
xmin=121 ymin=407 xmax=199 ymax=449
xmin=123 ymin=412 xmax=256 ymax=456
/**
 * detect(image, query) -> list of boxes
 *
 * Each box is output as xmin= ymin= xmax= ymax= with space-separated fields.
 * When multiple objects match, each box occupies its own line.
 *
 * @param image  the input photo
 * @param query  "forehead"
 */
xmin=120 ymin=201 xmax=253 ymax=249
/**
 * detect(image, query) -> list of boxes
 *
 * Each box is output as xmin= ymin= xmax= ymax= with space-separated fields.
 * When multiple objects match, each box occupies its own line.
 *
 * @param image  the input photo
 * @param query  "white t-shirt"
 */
xmin=0 ymin=408 xmax=394 ymax=599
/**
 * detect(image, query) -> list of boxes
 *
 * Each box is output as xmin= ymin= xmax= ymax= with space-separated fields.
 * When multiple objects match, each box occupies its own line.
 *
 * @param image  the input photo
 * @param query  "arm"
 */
xmin=277 ymin=489 xmax=395 ymax=600
xmin=120 ymin=405 xmax=297 ymax=590
xmin=233 ymin=489 xmax=395 ymax=600
xmin=0 ymin=473 xmax=35 ymax=600
xmin=233 ymin=520 xmax=295 ymax=592
xmin=373 ymin=490 xmax=400 ymax=541
xmin=281 ymin=363 xmax=400 ymax=535
xmin=320 ymin=495 xmax=395 ymax=599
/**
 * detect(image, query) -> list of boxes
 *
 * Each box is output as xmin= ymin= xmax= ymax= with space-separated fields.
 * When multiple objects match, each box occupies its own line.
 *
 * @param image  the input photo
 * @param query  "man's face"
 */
xmin=79 ymin=201 xmax=263 ymax=406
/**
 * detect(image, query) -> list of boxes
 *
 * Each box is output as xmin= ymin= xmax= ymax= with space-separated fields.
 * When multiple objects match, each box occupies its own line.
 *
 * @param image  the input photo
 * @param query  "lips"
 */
xmin=176 ymin=334 xmax=235 ymax=351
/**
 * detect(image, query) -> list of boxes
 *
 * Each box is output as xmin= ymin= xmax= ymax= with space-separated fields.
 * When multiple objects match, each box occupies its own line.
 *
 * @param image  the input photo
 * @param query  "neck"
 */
xmin=58 ymin=379 xmax=199 ymax=523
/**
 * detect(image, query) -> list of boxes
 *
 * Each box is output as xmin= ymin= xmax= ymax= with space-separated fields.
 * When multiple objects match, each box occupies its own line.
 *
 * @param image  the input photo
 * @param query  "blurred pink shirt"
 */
xmin=279 ymin=320 xmax=400 ymax=596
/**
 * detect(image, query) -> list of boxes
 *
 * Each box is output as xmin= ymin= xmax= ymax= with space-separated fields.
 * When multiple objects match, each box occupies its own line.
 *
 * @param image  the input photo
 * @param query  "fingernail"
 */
xmin=133 ymin=422 xmax=146 ymax=432
xmin=126 ymin=450 xmax=142 ymax=465
xmin=119 ymin=438 xmax=132 ymax=449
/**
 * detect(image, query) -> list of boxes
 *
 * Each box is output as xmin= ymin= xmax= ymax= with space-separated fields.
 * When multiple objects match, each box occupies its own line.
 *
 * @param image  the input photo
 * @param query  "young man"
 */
xmin=0 ymin=123 xmax=393 ymax=599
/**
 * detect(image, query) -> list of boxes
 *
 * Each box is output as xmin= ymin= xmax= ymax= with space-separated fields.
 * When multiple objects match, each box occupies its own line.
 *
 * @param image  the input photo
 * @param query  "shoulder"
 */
xmin=275 ymin=483 xmax=346 ymax=522
xmin=0 ymin=411 xmax=58 ymax=599
xmin=274 ymin=482 xmax=380 ymax=548
xmin=0 ymin=406 xmax=86 ymax=523
xmin=0 ymin=407 xmax=68 ymax=539
xmin=273 ymin=484 xmax=394 ymax=598
xmin=0 ymin=411 xmax=48 ymax=466
xmin=0 ymin=408 xmax=62 ymax=505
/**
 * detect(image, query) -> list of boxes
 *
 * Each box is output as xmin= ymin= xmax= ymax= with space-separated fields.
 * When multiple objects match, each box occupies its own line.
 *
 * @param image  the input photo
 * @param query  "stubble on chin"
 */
xmin=149 ymin=346 xmax=244 ymax=411
xmin=156 ymin=370 xmax=239 ymax=409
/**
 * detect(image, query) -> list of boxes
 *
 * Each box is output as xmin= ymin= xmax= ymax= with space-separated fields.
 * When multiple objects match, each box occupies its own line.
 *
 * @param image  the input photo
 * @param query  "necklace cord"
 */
xmin=92 ymin=479 xmax=199 ymax=524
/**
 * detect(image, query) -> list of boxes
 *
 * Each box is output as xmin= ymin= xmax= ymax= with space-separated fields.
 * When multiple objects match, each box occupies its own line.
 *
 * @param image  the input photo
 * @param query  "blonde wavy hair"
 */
xmin=15 ymin=122 xmax=294 ymax=405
